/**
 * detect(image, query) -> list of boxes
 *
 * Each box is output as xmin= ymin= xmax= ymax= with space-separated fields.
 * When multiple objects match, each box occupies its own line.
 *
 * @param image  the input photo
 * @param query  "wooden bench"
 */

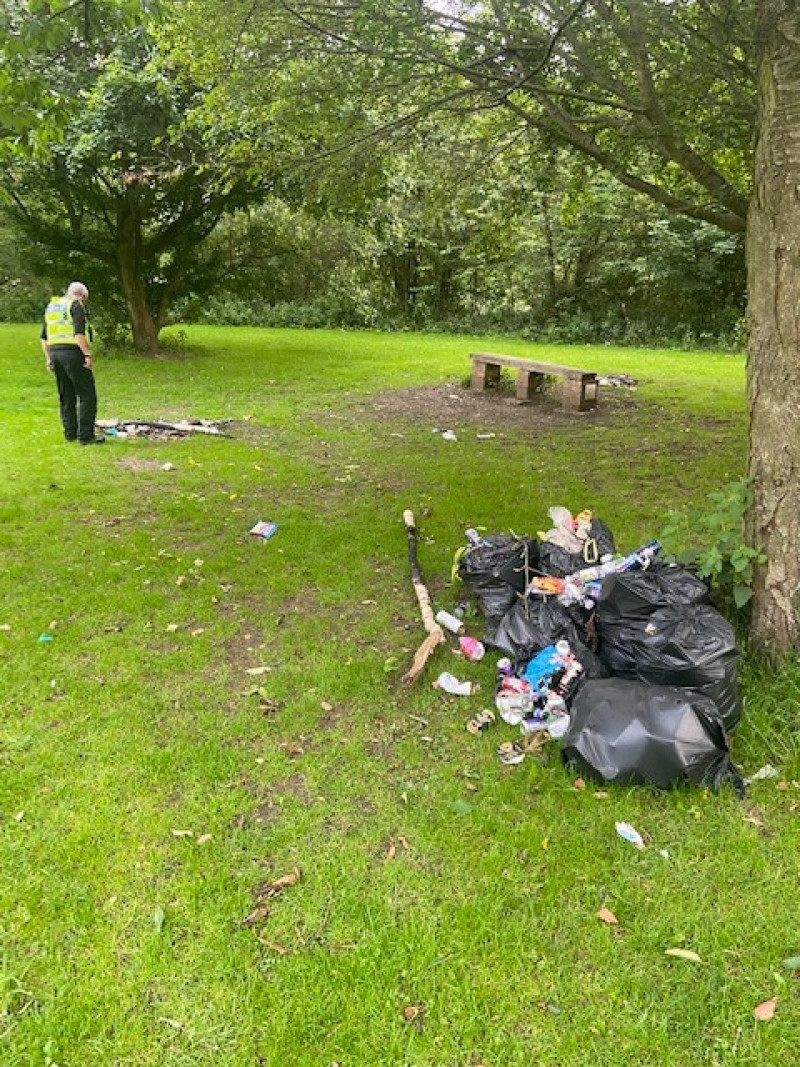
xmin=470 ymin=352 xmax=599 ymax=411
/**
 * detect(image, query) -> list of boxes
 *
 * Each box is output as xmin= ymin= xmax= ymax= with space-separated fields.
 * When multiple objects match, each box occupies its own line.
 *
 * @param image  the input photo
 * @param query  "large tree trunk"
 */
xmin=746 ymin=0 xmax=800 ymax=657
xmin=116 ymin=196 xmax=161 ymax=354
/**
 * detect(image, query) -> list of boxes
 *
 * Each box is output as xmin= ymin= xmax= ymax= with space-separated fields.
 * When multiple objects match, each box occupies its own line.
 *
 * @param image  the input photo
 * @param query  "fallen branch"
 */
xmin=402 ymin=509 xmax=445 ymax=685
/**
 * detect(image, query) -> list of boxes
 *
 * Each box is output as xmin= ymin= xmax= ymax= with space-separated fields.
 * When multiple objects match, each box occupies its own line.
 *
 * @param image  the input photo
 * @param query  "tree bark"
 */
xmin=116 ymin=196 xmax=161 ymax=354
xmin=746 ymin=0 xmax=800 ymax=656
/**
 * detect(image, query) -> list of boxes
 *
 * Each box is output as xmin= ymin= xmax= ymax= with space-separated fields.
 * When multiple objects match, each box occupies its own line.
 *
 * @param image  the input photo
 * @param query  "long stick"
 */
xmin=402 ymin=509 xmax=445 ymax=685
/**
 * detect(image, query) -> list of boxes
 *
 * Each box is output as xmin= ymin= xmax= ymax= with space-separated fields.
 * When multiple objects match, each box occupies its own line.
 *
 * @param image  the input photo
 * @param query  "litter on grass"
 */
xmin=615 ymin=822 xmax=645 ymax=849
xmin=422 ymin=503 xmax=745 ymax=794
xmin=97 ymin=418 xmax=230 ymax=439
xmin=249 ymin=520 xmax=279 ymax=541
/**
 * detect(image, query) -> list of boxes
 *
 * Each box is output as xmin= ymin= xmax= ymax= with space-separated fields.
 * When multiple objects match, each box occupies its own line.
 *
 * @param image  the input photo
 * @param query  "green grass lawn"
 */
xmin=1 ymin=323 xmax=798 ymax=1066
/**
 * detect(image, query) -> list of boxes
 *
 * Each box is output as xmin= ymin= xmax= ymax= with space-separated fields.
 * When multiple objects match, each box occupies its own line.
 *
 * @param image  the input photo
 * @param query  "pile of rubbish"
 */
xmin=96 ymin=418 xmax=229 ymax=440
xmin=440 ymin=506 xmax=744 ymax=793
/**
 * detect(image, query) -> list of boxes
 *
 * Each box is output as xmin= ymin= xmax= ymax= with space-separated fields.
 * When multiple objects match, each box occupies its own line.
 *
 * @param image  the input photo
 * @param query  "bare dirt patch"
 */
xmin=348 ymin=380 xmax=639 ymax=434
xmin=115 ymin=456 xmax=169 ymax=472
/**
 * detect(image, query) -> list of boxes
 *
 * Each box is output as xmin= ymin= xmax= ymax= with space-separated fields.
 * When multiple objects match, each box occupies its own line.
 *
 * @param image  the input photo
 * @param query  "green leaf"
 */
xmin=733 ymin=584 xmax=753 ymax=608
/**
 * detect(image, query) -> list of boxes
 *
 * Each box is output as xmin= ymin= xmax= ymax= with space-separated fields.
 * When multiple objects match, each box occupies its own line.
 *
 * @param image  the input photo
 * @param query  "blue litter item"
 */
xmin=521 ymin=644 xmax=564 ymax=695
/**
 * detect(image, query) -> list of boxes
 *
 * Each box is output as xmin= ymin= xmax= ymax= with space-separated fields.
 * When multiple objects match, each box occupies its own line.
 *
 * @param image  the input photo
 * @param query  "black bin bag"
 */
xmin=597 ymin=566 xmax=710 ymax=676
xmin=627 ymin=605 xmax=742 ymax=732
xmin=561 ymin=678 xmax=744 ymax=793
xmin=487 ymin=599 xmax=607 ymax=678
xmin=458 ymin=536 xmax=539 ymax=633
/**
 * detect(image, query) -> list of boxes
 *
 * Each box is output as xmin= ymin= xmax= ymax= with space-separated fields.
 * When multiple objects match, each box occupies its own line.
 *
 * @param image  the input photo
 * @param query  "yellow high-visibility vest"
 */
xmin=45 ymin=296 xmax=78 ymax=346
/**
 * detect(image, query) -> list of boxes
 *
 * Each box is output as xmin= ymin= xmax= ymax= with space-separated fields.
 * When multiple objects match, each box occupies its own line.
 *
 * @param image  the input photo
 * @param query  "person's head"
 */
xmin=66 ymin=281 xmax=88 ymax=302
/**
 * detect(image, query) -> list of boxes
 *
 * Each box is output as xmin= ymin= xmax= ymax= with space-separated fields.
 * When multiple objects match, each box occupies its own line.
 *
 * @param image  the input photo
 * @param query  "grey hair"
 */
xmin=67 ymin=281 xmax=89 ymax=299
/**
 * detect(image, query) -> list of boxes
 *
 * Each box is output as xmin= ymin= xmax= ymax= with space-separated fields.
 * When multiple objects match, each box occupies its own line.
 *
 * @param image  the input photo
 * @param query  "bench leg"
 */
xmin=579 ymin=379 xmax=599 ymax=412
xmin=472 ymin=361 xmax=501 ymax=391
xmin=516 ymin=369 xmax=544 ymax=401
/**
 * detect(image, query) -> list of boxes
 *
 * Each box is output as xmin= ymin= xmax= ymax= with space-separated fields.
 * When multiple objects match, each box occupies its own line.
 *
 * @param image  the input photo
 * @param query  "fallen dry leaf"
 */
xmin=255 ymin=868 xmax=301 ymax=901
xmin=243 ymin=906 xmax=270 ymax=926
xmin=753 ymin=997 xmax=778 ymax=1021
xmin=191 ymin=628 xmax=205 ymax=637
xmin=279 ymin=743 xmax=305 ymax=758
xmin=596 ymin=908 xmax=619 ymax=925
xmin=245 ymin=666 xmax=271 ymax=676
xmin=574 ymin=777 xmax=586 ymax=791
xmin=397 ymin=835 xmax=412 ymax=852
xmin=320 ymin=701 xmax=334 ymax=712
xmin=171 ymin=829 xmax=194 ymax=838
xmin=665 ymin=948 xmax=703 ymax=963
xmin=255 ymin=935 xmax=287 ymax=953
xmin=196 ymin=833 xmax=213 ymax=845
xmin=385 ymin=841 xmax=397 ymax=860
xmin=402 ymin=1004 xmax=424 ymax=1023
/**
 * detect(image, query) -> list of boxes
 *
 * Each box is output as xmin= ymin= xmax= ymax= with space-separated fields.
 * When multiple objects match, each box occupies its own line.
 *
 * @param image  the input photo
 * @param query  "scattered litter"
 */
xmin=466 ymin=709 xmax=496 ymax=735
xmin=476 ymin=432 xmax=496 ymax=439
xmin=0 ymin=624 xmax=11 ymax=631
xmin=97 ymin=417 xmax=229 ymax=439
xmin=615 ymin=822 xmax=645 ymax=849
xmin=435 ymin=609 xmax=465 ymax=635
xmin=597 ymin=374 xmax=638 ymax=388
xmin=249 ymin=520 xmax=278 ymax=540
xmin=745 ymin=764 xmax=779 ymax=785
xmin=38 ymin=633 xmax=53 ymax=643
xmin=434 ymin=672 xmax=478 ymax=696
xmin=458 ymin=635 xmax=485 ymax=661
xmin=596 ymin=908 xmax=619 ymax=925
xmin=160 ymin=462 xmax=175 ymax=472
xmin=782 ymin=956 xmax=800 ymax=971
xmin=440 ymin=430 xmax=458 ymax=442
xmin=497 ymin=740 xmax=526 ymax=765
xmin=245 ymin=666 xmax=272 ymax=676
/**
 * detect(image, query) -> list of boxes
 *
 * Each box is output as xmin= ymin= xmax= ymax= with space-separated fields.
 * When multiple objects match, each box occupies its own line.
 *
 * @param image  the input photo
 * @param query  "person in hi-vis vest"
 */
xmin=40 ymin=281 xmax=105 ymax=445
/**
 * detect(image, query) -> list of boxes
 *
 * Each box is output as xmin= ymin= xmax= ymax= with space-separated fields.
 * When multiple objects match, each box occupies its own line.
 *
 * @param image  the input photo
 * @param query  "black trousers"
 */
xmin=51 ymin=347 xmax=97 ymax=442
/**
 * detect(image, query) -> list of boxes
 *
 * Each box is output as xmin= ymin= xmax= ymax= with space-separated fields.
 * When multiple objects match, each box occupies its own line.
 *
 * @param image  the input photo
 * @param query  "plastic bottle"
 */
xmin=435 ymin=610 xmax=465 ymax=635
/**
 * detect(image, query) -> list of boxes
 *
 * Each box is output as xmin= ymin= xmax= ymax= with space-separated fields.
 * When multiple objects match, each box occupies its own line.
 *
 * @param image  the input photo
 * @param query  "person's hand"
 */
xmin=83 ymin=355 xmax=93 ymax=368
xmin=46 ymin=358 xmax=53 ymax=373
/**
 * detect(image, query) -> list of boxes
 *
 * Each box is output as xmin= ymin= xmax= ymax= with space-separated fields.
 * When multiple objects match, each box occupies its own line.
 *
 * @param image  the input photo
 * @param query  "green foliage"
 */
xmin=660 ymin=478 xmax=766 ymax=623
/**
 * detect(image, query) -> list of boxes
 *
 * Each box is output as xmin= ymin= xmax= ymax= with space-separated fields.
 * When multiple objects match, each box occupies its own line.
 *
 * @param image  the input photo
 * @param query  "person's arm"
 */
xmin=72 ymin=302 xmax=92 ymax=367
xmin=40 ymin=326 xmax=52 ymax=371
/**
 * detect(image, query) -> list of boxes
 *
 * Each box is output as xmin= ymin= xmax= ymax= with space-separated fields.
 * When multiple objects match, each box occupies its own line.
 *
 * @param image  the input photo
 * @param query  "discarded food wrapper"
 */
xmin=744 ymin=764 xmax=779 ymax=785
xmin=434 ymin=672 xmax=478 ymax=697
xmin=497 ymin=740 xmax=526 ymax=765
xmin=38 ymin=633 xmax=54 ymax=643
xmin=249 ymin=520 xmax=278 ymax=541
xmin=459 ymin=635 xmax=485 ymax=661
xmin=466 ymin=709 xmax=496 ymax=735
xmin=615 ymin=821 xmax=645 ymax=849
xmin=441 ymin=430 xmax=458 ymax=442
